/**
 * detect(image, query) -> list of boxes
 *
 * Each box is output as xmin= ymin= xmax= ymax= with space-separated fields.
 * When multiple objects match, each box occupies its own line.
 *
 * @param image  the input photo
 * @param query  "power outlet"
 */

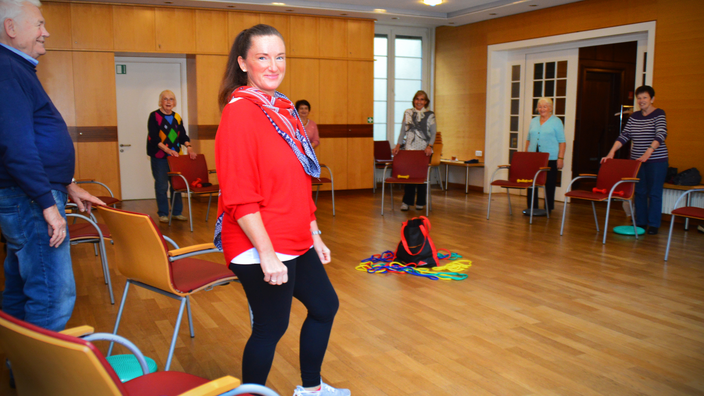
xmin=475 ymin=150 xmax=483 ymax=157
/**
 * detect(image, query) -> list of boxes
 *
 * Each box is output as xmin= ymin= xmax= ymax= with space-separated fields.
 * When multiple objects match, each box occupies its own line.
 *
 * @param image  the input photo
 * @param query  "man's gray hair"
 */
xmin=0 ymin=0 xmax=42 ymax=26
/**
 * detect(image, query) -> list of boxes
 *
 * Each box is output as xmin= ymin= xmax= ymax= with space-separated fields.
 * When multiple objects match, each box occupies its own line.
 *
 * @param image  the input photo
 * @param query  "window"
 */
xmin=373 ymin=26 xmax=431 ymax=143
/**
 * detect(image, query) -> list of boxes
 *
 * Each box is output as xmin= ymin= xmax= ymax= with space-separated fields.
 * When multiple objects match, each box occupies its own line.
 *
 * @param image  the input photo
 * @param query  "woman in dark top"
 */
xmin=602 ymin=85 xmax=668 ymax=234
xmin=146 ymin=90 xmax=197 ymax=223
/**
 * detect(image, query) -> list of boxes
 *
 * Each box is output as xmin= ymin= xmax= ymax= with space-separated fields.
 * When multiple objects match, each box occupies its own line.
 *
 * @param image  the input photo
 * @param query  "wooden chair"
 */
xmin=312 ymin=163 xmax=335 ymax=216
xmin=373 ymin=141 xmax=393 ymax=193
xmin=486 ymin=152 xmax=550 ymax=224
xmin=75 ymin=179 xmax=120 ymax=207
xmin=0 ymin=310 xmax=279 ymax=396
xmin=67 ymin=210 xmax=115 ymax=305
xmin=560 ymin=159 xmax=641 ymax=244
xmin=381 ymin=150 xmax=432 ymax=216
xmin=167 ymin=154 xmax=219 ymax=232
xmin=664 ymin=188 xmax=704 ymax=261
xmin=97 ymin=206 xmax=238 ymax=371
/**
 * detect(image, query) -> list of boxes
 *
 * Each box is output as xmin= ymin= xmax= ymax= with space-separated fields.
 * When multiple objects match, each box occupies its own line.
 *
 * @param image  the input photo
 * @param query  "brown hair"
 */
xmin=413 ymin=90 xmax=430 ymax=109
xmin=218 ymin=24 xmax=284 ymax=109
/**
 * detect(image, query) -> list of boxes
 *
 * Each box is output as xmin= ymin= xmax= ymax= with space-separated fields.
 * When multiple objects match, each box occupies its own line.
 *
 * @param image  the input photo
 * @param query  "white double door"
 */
xmin=521 ymin=49 xmax=578 ymax=202
xmin=114 ymin=57 xmax=189 ymax=200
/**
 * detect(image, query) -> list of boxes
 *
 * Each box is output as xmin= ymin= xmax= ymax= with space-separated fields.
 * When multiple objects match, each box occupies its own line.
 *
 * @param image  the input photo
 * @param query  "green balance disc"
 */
xmin=613 ymin=225 xmax=646 ymax=235
xmin=106 ymin=354 xmax=158 ymax=382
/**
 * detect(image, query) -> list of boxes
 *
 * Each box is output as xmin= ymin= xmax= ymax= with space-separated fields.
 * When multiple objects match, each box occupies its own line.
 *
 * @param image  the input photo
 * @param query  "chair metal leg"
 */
xmin=93 ymin=243 xmax=99 ymax=257
xmin=108 ymin=280 xmax=132 ymax=356
xmin=665 ymin=214 xmax=677 ymax=261
xmin=629 ymin=201 xmax=638 ymax=240
xmin=507 ymin=189 xmax=513 ymax=215
xmin=381 ymin=180 xmax=386 ymax=215
xmin=165 ymin=296 xmax=188 ymax=371
xmin=186 ymin=193 xmax=193 ymax=232
xmin=205 ymin=194 xmax=213 ymax=222
xmin=186 ymin=295 xmax=194 ymax=338
xmin=591 ymin=202 xmax=599 ymax=232
xmin=168 ymin=193 xmax=175 ymax=226
xmin=544 ymin=187 xmax=549 ymax=219
xmin=97 ymin=238 xmax=115 ymax=305
xmin=529 ymin=187 xmax=535 ymax=224
xmin=486 ymin=187 xmax=493 ymax=220
xmin=560 ymin=198 xmax=568 ymax=235
xmin=390 ymin=183 xmax=394 ymax=211
xmin=330 ymin=175 xmax=335 ymax=217
xmin=603 ymin=198 xmax=613 ymax=245
xmin=314 ymin=185 xmax=320 ymax=205
xmin=426 ymin=183 xmax=430 ymax=216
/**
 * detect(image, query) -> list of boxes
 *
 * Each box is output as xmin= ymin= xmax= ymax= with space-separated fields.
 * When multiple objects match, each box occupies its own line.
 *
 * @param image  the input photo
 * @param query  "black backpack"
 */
xmin=672 ymin=168 xmax=702 ymax=186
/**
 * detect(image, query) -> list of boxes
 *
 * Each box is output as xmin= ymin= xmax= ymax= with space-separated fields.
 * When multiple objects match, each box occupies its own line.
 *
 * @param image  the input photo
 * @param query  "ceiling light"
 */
xmin=374 ymin=9 xmax=386 ymax=13
xmin=272 ymin=2 xmax=285 ymax=5
xmin=423 ymin=0 xmax=442 ymax=6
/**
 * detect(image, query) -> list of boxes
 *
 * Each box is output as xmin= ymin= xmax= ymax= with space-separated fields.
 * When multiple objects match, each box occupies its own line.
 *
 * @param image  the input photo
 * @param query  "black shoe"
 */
xmin=647 ymin=227 xmax=659 ymax=235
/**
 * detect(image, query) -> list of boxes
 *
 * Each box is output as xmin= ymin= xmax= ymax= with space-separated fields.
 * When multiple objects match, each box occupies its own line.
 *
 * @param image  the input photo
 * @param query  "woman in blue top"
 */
xmin=601 ymin=85 xmax=668 ymax=234
xmin=525 ymin=97 xmax=566 ymax=212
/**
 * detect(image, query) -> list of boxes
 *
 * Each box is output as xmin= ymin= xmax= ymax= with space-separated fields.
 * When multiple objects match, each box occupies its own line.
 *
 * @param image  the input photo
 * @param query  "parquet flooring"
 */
xmin=1 ymin=187 xmax=704 ymax=395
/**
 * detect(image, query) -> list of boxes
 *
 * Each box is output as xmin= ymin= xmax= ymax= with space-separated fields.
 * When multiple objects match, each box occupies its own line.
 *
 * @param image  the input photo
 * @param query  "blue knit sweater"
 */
xmin=0 ymin=45 xmax=75 ymax=209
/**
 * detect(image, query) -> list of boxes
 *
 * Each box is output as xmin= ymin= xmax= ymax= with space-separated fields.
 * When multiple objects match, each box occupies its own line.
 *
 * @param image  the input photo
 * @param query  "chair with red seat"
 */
xmin=373 ymin=141 xmax=393 ymax=193
xmin=167 ymin=154 xmax=219 ymax=232
xmin=312 ymin=163 xmax=335 ymax=216
xmin=560 ymin=159 xmax=641 ymax=244
xmin=97 ymin=205 xmax=238 ymax=371
xmin=74 ymin=179 xmax=121 ymax=207
xmin=486 ymin=152 xmax=550 ymax=224
xmin=664 ymin=188 xmax=704 ymax=261
xmin=0 ymin=310 xmax=279 ymax=396
xmin=67 ymin=210 xmax=115 ymax=305
xmin=381 ymin=150 xmax=432 ymax=216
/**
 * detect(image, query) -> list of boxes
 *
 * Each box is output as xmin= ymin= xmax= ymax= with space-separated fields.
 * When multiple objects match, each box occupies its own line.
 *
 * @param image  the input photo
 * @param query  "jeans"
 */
xmin=229 ymin=248 xmax=339 ymax=387
xmin=0 ymin=188 xmax=74 ymax=332
xmin=150 ymin=157 xmax=182 ymax=217
xmin=635 ymin=160 xmax=668 ymax=228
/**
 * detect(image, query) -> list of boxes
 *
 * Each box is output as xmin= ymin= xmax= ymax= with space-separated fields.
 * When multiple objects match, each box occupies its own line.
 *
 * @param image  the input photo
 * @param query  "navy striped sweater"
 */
xmin=617 ymin=108 xmax=668 ymax=162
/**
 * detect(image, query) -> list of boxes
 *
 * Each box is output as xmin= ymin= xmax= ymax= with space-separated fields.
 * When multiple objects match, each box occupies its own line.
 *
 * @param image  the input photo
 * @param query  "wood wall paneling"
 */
xmin=196 ymin=55 xmax=228 ymax=125
xmin=76 ymin=141 xmax=121 ymax=200
xmin=36 ymin=51 xmax=76 ymax=127
xmin=289 ymin=58 xmax=320 ymax=111
xmin=227 ymin=12 xmax=260 ymax=49
xmin=318 ymin=60 xmax=348 ymax=124
xmin=41 ymin=2 xmax=72 ymax=49
xmin=259 ymin=14 xmax=290 ymax=46
xmin=346 ymin=137 xmax=373 ymax=189
xmin=347 ymin=20 xmax=374 ymax=59
xmin=70 ymin=3 xmax=114 ymax=50
xmin=155 ymin=8 xmax=196 ymax=53
xmin=289 ymin=16 xmax=319 ymax=58
xmin=112 ymin=6 xmax=156 ymax=52
xmin=72 ymin=52 xmax=117 ymax=127
xmin=347 ymin=60 xmax=373 ymax=124
xmin=198 ymin=139 xmax=218 ymax=185
xmin=196 ymin=10 xmax=228 ymax=54
xmin=319 ymin=18 xmax=347 ymax=59
xmin=315 ymin=137 xmax=347 ymax=191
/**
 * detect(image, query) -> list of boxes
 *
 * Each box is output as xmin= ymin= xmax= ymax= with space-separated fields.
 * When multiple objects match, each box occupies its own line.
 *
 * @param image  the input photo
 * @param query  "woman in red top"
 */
xmin=214 ymin=25 xmax=348 ymax=396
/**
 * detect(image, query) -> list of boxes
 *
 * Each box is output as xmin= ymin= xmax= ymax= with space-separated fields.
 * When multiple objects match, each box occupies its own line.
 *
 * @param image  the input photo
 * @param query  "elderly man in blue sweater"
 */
xmin=0 ymin=0 xmax=104 ymax=332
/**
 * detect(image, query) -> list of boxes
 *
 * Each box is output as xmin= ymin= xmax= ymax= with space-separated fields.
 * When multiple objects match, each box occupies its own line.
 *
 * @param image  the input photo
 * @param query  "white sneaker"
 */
xmin=415 ymin=205 xmax=425 ymax=210
xmin=400 ymin=203 xmax=409 ymax=211
xmin=293 ymin=382 xmax=350 ymax=396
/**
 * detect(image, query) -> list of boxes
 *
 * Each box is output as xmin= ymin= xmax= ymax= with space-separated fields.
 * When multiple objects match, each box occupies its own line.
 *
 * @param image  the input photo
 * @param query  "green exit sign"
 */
xmin=116 ymin=64 xmax=126 ymax=74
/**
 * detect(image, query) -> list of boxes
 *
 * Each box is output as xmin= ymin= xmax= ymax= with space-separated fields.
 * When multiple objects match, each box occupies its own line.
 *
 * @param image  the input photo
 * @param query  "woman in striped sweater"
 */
xmin=601 ymin=85 xmax=668 ymax=234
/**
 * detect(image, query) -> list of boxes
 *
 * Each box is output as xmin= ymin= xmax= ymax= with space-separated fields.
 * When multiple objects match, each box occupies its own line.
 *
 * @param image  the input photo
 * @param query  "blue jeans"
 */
xmin=635 ymin=160 xmax=668 ymax=228
xmin=150 ymin=157 xmax=182 ymax=217
xmin=0 ymin=188 xmax=74 ymax=332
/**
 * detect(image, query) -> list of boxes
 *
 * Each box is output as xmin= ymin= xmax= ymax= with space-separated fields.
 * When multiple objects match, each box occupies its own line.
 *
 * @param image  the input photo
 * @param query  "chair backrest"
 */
xmin=391 ymin=150 xmax=431 ymax=179
xmin=374 ymin=140 xmax=393 ymax=161
xmin=596 ymin=159 xmax=642 ymax=199
xmin=167 ymin=154 xmax=210 ymax=191
xmin=97 ymin=206 xmax=180 ymax=295
xmin=0 ymin=310 xmax=126 ymax=396
xmin=430 ymin=143 xmax=443 ymax=167
xmin=508 ymin=152 xmax=550 ymax=185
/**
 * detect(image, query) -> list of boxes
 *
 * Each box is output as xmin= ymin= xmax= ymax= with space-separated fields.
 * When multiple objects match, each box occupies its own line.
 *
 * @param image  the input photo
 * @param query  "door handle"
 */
xmin=119 ymin=144 xmax=131 ymax=147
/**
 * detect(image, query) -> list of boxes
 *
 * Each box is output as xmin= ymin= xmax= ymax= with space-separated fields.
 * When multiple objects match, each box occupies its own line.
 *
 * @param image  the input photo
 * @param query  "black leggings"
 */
xmin=527 ymin=159 xmax=558 ymax=211
xmin=229 ymin=248 xmax=339 ymax=387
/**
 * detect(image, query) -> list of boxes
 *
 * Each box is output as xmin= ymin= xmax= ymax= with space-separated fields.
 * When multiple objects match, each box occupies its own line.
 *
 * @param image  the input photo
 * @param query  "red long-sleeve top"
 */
xmin=215 ymin=98 xmax=317 ymax=263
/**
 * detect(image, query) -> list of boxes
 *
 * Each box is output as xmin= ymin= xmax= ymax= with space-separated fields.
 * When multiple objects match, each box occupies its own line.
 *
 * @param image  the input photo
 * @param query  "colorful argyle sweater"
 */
xmin=146 ymin=109 xmax=190 ymax=158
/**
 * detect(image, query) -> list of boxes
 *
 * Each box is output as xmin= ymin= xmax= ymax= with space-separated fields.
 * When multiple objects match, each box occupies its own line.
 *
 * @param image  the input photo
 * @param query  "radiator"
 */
xmin=662 ymin=188 xmax=704 ymax=214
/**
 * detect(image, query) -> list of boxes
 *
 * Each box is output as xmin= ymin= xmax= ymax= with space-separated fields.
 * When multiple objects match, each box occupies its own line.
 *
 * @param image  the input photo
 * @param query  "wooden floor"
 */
xmin=2 ymin=186 xmax=704 ymax=395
